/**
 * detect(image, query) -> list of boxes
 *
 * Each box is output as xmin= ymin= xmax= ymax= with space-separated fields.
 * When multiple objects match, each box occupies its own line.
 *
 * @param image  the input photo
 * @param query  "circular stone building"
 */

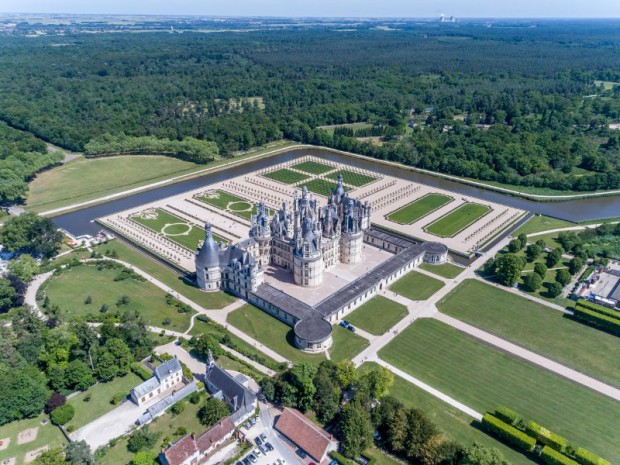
xmin=293 ymin=317 xmax=333 ymax=352
xmin=423 ymin=241 xmax=449 ymax=264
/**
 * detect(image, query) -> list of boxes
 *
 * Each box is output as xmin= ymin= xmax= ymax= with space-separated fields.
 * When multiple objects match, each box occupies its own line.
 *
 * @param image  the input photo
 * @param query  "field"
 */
xmin=437 ymin=279 xmax=620 ymax=387
xmin=131 ymin=208 xmax=226 ymax=251
xmin=386 ymin=194 xmax=453 ymax=225
xmin=513 ymin=215 xmax=574 ymax=236
xmin=227 ymin=304 xmax=325 ymax=364
xmin=379 ymin=319 xmax=620 ymax=462
xmin=291 ymin=160 xmax=335 ymax=175
xmin=317 ymin=122 xmax=373 ymax=135
xmin=325 ymin=169 xmax=377 ymax=187
xmin=419 ymin=262 xmax=463 ymax=279
xmin=67 ymin=373 xmax=143 ymax=430
xmin=263 ymin=168 xmax=310 ymax=184
xmin=329 ymin=325 xmax=369 ymax=362
xmin=0 ymin=414 xmax=67 ymax=465
xmin=424 ymin=203 xmax=491 ymax=238
xmin=302 ymin=178 xmax=346 ymax=197
xmin=389 ymin=271 xmax=444 ymax=301
xmin=45 ymin=264 xmax=194 ymax=331
xmin=345 ymin=296 xmax=408 ymax=335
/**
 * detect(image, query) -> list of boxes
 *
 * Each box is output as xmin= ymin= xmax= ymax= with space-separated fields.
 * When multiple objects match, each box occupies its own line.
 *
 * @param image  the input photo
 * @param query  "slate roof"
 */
xmin=137 ymin=382 xmax=198 ymax=426
xmin=132 ymin=376 xmax=161 ymax=399
xmin=254 ymin=283 xmax=314 ymax=321
xmin=154 ymin=357 xmax=182 ymax=381
xmin=275 ymin=408 xmax=337 ymax=462
xmin=294 ymin=317 xmax=332 ymax=342
xmin=206 ymin=363 xmax=256 ymax=413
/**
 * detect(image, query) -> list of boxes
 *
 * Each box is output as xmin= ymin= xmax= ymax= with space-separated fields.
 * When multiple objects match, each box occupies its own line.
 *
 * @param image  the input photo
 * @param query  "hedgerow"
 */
xmin=541 ymin=446 xmax=579 ymax=465
xmin=575 ymin=448 xmax=612 ymax=465
xmin=481 ymin=414 xmax=536 ymax=452
xmin=495 ymin=406 xmax=521 ymax=426
xmin=575 ymin=301 xmax=620 ymax=321
xmin=525 ymin=421 xmax=568 ymax=452
xmin=573 ymin=306 xmax=620 ymax=336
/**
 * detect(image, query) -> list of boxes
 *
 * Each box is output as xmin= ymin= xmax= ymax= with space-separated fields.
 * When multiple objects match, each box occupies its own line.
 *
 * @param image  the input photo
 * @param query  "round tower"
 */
xmin=294 ymin=217 xmax=323 ymax=287
xmin=195 ymin=223 xmax=222 ymax=291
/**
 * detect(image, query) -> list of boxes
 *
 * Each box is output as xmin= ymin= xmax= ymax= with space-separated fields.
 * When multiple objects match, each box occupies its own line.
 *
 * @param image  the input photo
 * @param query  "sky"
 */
xmin=3 ymin=0 xmax=620 ymax=19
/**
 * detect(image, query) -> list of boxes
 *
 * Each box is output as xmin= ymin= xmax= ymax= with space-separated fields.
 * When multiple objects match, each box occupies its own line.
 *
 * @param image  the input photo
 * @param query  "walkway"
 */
xmin=23 ymin=270 xmax=55 ymax=319
xmin=528 ymin=222 xmax=619 ymax=237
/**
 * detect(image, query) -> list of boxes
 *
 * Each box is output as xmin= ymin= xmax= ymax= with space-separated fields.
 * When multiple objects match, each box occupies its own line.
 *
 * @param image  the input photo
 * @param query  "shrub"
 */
xmin=574 ymin=448 xmax=612 ymax=465
xmin=162 ymin=318 xmax=172 ymax=326
xmin=329 ymin=451 xmax=357 ymax=465
xmin=576 ymin=301 xmax=620 ymax=321
xmin=481 ymin=414 xmax=536 ymax=452
xmin=66 ymin=424 xmax=75 ymax=433
xmin=175 ymin=426 xmax=187 ymax=437
xmin=111 ymin=392 xmax=126 ymax=405
xmin=170 ymin=402 xmax=185 ymax=416
xmin=127 ymin=426 xmax=160 ymax=453
xmin=131 ymin=363 xmax=153 ymax=381
xmin=189 ymin=391 xmax=202 ymax=404
xmin=83 ymin=394 xmax=91 ymax=402
xmin=525 ymin=421 xmax=567 ymax=452
xmin=45 ymin=392 xmax=67 ymax=414
xmin=573 ymin=307 xmax=620 ymax=336
xmin=494 ymin=406 xmax=521 ymax=426
xmin=541 ymin=446 xmax=579 ymax=465
xmin=534 ymin=262 xmax=548 ymax=277
xmin=50 ymin=404 xmax=75 ymax=425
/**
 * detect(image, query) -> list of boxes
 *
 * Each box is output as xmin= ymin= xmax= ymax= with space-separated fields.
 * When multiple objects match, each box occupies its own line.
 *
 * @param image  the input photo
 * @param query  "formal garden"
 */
xmin=424 ymin=203 xmax=491 ymax=238
xmin=262 ymin=168 xmax=310 ymax=184
xmin=386 ymin=193 xmax=453 ymax=225
xmin=195 ymin=189 xmax=269 ymax=220
xmin=291 ymin=160 xmax=335 ymax=175
xmin=325 ymin=169 xmax=378 ymax=187
xmin=301 ymin=178 xmax=348 ymax=197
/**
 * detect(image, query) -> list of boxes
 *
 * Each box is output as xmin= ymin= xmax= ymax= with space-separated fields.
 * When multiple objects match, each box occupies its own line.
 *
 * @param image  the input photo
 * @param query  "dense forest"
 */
xmin=1 ymin=21 xmax=620 ymax=192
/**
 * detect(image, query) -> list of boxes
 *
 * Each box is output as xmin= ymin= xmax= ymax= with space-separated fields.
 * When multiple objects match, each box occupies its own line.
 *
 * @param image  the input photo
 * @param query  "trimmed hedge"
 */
xmin=575 ymin=448 xmax=612 ymax=465
xmin=330 ymin=451 xmax=357 ymax=465
xmin=576 ymin=301 xmax=620 ymax=321
xmin=495 ymin=406 xmax=521 ymax=426
xmin=481 ymin=414 xmax=537 ymax=452
xmin=50 ymin=404 xmax=75 ymax=425
xmin=525 ymin=421 xmax=567 ymax=452
xmin=573 ymin=306 xmax=620 ymax=336
xmin=541 ymin=446 xmax=579 ymax=465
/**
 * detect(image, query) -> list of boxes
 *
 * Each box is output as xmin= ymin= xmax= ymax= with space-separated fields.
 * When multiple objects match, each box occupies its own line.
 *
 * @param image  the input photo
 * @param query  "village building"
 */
xmin=275 ymin=407 xmax=338 ymax=463
xmin=130 ymin=357 xmax=184 ymax=406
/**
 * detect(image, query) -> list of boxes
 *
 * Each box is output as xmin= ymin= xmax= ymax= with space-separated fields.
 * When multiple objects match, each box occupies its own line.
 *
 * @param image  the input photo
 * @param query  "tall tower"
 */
xmin=250 ymin=201 xmax=272 ymax=266
xmin=195 ymin=223 xmax=222 ymax=291
xmin=340 ymin=199 xmax=364 ymax=264
xmin=293 ymin=216 xmax=324 ymax=287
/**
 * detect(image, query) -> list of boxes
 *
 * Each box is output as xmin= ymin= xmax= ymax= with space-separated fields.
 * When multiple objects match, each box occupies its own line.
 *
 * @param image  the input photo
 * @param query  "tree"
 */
xmin=460 ymin=443 xmax=509 ymax=465
xmin=336 ymin=360 xmax=357 ymax=389
xmin=0 ymin=278 xmax=17 ymax=312
xmin=363 ymin=366 xmax=394 ymax=399
xmin=517 ymin=234 xmax=528 ymax=249
xmin=259 ymin=377 xmax=276 ymax=402
xmin=555 ymin=269 xmax=571 ymax=286
xmin=127 ymin=426 xmax=160 ymax=453
xmin=0 ymin=369 xmax=48 ymax=425
xmin=313 ymin=367 xmax=340 ymax=424
xmin=289 ymin=363 xmax=318 ymax=412
xmin=523 ymin=273 xmax=542 ymax=292
xmin=50 ymin=403 xmax=74 ymax=425
xmin=45 ymin=392 xmax=67 ymax=414
xmin=96 ymin=337 xmax=133 ymax=379
xmin=7 ymin=255 xmax=40 ymax=282
xmin=494 ymin=254 xmax=525 ymax=287
xmin=192 ymin=333 xmax=223 ymax=360
xmin=131 ymin=451 xmax=155 ymax=465
xmin=403 ymin=408 xmax=439 ymax=459
xmin=525 ymin=244 xmax=542 ymax=262
xmin=198 ymin=397 xmax=230 ymax=427
xmin=546 ymin=248 xmax=563 ymax=268
xmin=339 ymin=402 xmax=374 ymax=458
xmin=507 ymin=239 xmax=521 ymax=253
xmin=66 ymin=360 xmax=95 ymax=391
xmin=417 ymin=435 xmax=461 ymax=465
xmin=534 ymin=262 xmax=547 ymax=277
xmin=32 ymin=448 xmax=66 ymax=465
xmin=65 ymin=440 xmax=94 ymax=465
xmin=547 ymin=282 xmax=563 ymax=298
xmin=568 ymin=257 xmax=584 ymax=275
xmin=0 ymin=212 xmax=63 ymax=258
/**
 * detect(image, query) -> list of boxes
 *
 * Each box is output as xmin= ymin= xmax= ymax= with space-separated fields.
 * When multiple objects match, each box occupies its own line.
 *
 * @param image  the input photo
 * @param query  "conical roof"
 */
xmin=196 ymin=223 xmax=220 ymax=269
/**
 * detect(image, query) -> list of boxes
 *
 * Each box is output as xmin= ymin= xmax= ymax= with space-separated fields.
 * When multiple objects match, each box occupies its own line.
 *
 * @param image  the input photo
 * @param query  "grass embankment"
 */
xmin=358 ymin=363 xmax=534 ymax=465
xmin=514 ymin=215 xmax=575 ymax=236
xmin=419 ymin=262 xmax=464 ymax=279
xmin=0 ymin=414 xmax=67 ymax=465
xmin=424 ymin=203 xmax=491 ymax=238
xmin=379 ymin=319 xmax=620 ymax=462
xmin=93 ymin=241 xmax=236 ymax=310
xmin=67 ymin=373 xmax=143 ymax=430
xmin=44 ymin=265 xmax=194 ymax=332
xmin=389 ymin=271 xmax=444 ymax=301
xmin=437 ymin=279 xmax=620 ymax=388
xmin=386 ymin=193 xmax=453 ymax=225
xmin=346 ymin=296 xmax=408 ymax=335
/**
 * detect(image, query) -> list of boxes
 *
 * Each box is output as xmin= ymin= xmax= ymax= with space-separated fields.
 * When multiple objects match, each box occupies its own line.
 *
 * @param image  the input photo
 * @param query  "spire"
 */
xmin=207 ymin=349 xmax=214 ymax=367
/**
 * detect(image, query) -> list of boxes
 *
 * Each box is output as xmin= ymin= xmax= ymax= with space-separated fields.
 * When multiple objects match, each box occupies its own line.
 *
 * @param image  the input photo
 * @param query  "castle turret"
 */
xmin=293 ymin=216 xmax=323 ymax=287
xmin=195 ymin=223 xmax=223 ymax=291
xmin=250 ymin=201 xmax=272 ymax=266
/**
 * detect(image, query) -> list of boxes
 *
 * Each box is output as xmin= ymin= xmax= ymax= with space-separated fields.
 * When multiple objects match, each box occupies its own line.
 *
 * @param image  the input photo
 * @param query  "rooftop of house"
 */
xmin=275 ymin=407 xmax=337 ymax=462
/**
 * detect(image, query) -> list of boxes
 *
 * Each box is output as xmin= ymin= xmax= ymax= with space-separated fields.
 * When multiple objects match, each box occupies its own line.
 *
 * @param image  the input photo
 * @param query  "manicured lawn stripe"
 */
xmin=346 ymin=296 xmax=408 ymax=335
xmin=386 ymin=194 xmax=453 ymax=224
xmin=325 ymin=169 xmax=377 ymax=187
xmin=437 ymin=279 xmax=620 ymax=388
xmin=301 ymin=178 xmax=345 ymax=197
xmin=389 ymin=271 xmax=444 ymax=301
xmin=379 ymin=318 xmax=620 ymax=462
xmin=292 ymin=160 xmax=335 ymax=175
xmin=329 ymin=325 xmax=369 ymax=362
xmin=425 ymin=203 xmax=491 ymax=238
xmin=263 ymin=168 xmax=310 ymax=184
xmin=419 ymin=262 xmax=464 ymax=279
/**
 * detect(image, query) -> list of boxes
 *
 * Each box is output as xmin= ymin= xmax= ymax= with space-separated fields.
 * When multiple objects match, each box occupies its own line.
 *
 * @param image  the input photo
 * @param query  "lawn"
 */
xmin=263 ymin=168 xmax=310 ymax=184
xmin=438 ymin=279 xmax=620 ymax=387
xmin=325 ymin=169 xmax=377 ymax=187
xmin=318 ymin=122 xmax=373 ymax=135
xmin=195 ymin=190 xmax=260 ymax=220
xmin=0 ymin=414 xmax=67 ymax=465
xmin=424 ymin=203 xmax=491 ymax=238
xmin=386 ymin=194 xmax=453 ymax=225
xmin=345 ymin=296 xmax=407 ymax=335
xmin=67 ymin=373 xmax=143 ymax=430
xmin=227 ymin=304 xmax=325 ymax=364
xmin=131 ymin=208 xmax=226 ymax=251
xmin=44 ymin=264 xmax=194 ymax=331
xmin=389 ymin=271 xmax=444 ymax=301
xmin=513 ymin=215 xmax=574 ymax=236
xmin=358 ymin=363 xmax=534 ymax=465
xmin=291 ymin=160 xmax=335 ymax=175
xmin=329 ymin=325 xmax=369 ymax=362
xmin=93 ymin=240 xmax=236 ymax=309
xmin=378 ymin=319 xmax=620 ymax=462
xmin=419 ymin=262 xmax=464 ymax=279
xmin=301 ymin=178 xmax=344 ymax=197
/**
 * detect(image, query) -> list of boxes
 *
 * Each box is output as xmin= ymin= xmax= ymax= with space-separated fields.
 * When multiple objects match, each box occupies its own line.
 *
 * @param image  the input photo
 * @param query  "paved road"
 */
xmin=23 ymin=270 xmax=55 ymax=319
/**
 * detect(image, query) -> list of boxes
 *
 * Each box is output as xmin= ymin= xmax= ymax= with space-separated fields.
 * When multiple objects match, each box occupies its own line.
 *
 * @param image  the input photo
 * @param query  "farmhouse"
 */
xmin=130 ymin=357 xmax=184 ymax=406
xmin=275 ymin=407 xmax=338 ymax=463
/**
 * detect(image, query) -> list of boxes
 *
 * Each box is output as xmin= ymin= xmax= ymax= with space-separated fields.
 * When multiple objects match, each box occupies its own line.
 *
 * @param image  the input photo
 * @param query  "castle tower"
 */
xmin=195 ymin=223 xmax=222 ymax=291
xmin=340 ymin=199 xmax=364 ymax=264
xmin=250 ymin=201 xmax=272 ymax=266
xmin=293 ymin=216 xmax=324 ymax=287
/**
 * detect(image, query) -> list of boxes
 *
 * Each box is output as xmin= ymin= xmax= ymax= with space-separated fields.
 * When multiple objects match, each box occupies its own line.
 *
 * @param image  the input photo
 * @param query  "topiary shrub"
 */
xmin=541 ymin=446 xmax=579 ymax=465
xmin=574 ymin=447 xmax=612 ymax=465
xmin=50 ymin=404 xmax=75 ymax=425
xmin=495 ymin=406 xmax=521 ymax=426
xmin=481 ymin=414 xmax=536 ymax=452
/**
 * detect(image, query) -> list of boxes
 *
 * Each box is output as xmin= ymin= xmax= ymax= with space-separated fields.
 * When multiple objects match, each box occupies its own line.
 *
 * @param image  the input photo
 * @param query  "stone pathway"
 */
xmin=23 ymin=271 xmax=55 ymax=319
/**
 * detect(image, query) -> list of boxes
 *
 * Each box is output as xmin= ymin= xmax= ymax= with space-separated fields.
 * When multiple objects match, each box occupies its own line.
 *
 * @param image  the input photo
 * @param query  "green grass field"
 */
xmin=419 ymin=262 xmax=463 ymax=279
xmin=131 ymin=208 xmax=226 ymax=251
xmin=329 ymin=325 xmax=369 ymax=362
xmin=438 ymin=279 xmax=620 ymax=387
xmin=263 ymin=168 xmax=310 ymax=184
xmin=93 ymin=241 xmax=236 ymax=309
xmin=379 ymin=319 xmax=620 ymax=462
xmin=301 ymin=178 xmax=345 ymax=197
xmin=389 ymin=271 xmax=444 ymax=301
xmin=358 ymin=363 xmax=535 ymax=465
xmin=227 ymin=304 xmax=325 ymax=364
xmin=424 ymin=203 xmax=491 ymax=238
xmin=325 ymin=169 xmax=377 ymax=187
xmin=386 ymin=194 xmax=453 ymax=224
xmin=513 ymin=215 xmax=574 ymax=236
xmin=45 ymin=264 xmax=194 ymax=331
xmin=317 ymin=122 xmax=373 ymax=135
xmin=346 ymin=296 xmax=408 ymax=335
xmin=0 ymin=414 xmax=67 ymax=465
xmin=292 ymin=160 xmax=335 ymax=175
xmin=67 ymin=373 xmax=142 ymax=430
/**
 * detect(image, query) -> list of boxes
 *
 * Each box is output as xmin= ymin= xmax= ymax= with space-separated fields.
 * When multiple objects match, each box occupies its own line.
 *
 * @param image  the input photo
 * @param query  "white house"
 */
xmin=130 ymin=357 xmax=183 ymax=406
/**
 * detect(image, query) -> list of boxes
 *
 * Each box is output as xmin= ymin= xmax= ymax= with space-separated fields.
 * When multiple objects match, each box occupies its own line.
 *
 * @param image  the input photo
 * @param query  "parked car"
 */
xmin=347 ymin=325 xmax=356 ymax=332
xmin=329 ymin=460 xmax=338 ymax=465
xmin=265 ymin=442 xmax=274 ymax=451
xmin=248 ymin=455 xmax=257 ymax=464
xmin=260 ymin=433 xmax=267 ymax=441
xmin=254 ymin=448 xmax=262 ymax=457
xmin=255 ymin=437 xmax=262 ymax=446
xmin=259 ymin=445 xmax=268 ymax=455
xmin=242 ymin=458 xmax=251 ymax=465
xmin=297 ymin=450 xmax=307 ymax=459
xmin=339 ymin=321 xmax=349 ymax=328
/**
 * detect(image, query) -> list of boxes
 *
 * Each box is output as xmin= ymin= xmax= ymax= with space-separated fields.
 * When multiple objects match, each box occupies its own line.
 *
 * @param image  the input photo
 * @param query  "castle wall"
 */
xmin=294 ymin=254 xmax=323 ymax=287
xmin=340 ymin=231 xmax=364 ymax=264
